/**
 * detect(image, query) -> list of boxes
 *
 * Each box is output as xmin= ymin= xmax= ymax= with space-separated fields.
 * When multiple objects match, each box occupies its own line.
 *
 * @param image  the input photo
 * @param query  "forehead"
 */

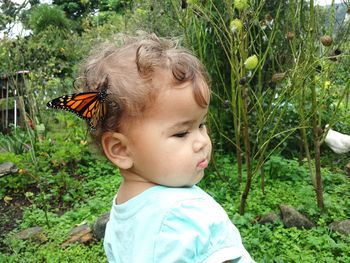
xmin=123 ymin=83 xmax=208 ymax=140
xmin=151 ymin=68 xmax=210 ymax=106
xmin=146 ymin=83 xmax=208 ymax=123
xmin=119 ymin=68 xmax=209 ymax=133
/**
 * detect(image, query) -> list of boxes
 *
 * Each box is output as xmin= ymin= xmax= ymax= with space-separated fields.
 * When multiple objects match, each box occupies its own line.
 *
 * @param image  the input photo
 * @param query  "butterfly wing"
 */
xmin=47 ymin=91 xmax=106 ymax=128
xmin=86 ymin=98 xmax=105 ymax=128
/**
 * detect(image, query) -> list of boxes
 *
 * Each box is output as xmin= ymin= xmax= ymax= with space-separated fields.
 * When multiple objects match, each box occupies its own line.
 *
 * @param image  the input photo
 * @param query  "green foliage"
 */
xmin=0 ymin=126 xmax=33 ymax=154
xmin=1 ymin=240 xmax=107 ymax=263
xmin=16 ymin=148 xmax=347 ymax=262
xmin=0 ymin=130 xmax=120 ymax=261
xmin=120 ymin=0 xmax=183 ymax=37
xmin=1 ymin=124 xmax=350 ymax=261
xmin=2 ymin=201 xmax=111 ymax=262
xmin=26 ymin=4 xmax=71 ymax=34
xmin=200 ymin=154 xmax=350 ymax=262
xmin=1 ymin=0 xmax=350 ymax=261
xmin=0 ymin=151 xmax=33 ymax=200
xmin=0 ymin=0 xmax=19 ymax=31
xmin=0 ymin=114 xmax=106 ymax=204
xmin=240 ymin=224 xmax=350 ymax=262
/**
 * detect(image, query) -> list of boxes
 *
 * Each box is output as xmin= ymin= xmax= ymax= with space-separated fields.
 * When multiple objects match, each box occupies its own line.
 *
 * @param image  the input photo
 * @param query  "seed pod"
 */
xmin=286 ymin=31 xmax=295 ymax=40
xmin=320 ymin=35 xmax=333 ymax=47
xmin=329 ymin=48 xmax=342 ymax=62
xmin=223 ymin=100 xmax=230 ymax=109
xmin=334 ymin=48 xmax=341 ymax=55
xmin=329 ymin=55 xmax=337 ymax=62
xmin=315 ymin=65 xmax=322 ymax=73
xmin=316 ymin=127 xmax=323 ymax=136
xmin=265 ymin=14 xmax=274 ymax=28
xmin=239 ymin=77 xmax=247 ymax=85
xmin=260 ymin=20 xmax=267 ymax=30
xmin=230 ymin=19 xmax=243 ymax=33
xmin=244 ymin=55 xmax=259 ymax=70
xmin=271 ymin=72 xmax=286 ymax=83
xmin=234 ymin=0 xmax=249 ymax=11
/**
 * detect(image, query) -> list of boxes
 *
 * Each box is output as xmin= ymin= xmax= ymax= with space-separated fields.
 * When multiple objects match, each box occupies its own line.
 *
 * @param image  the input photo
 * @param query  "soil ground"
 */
xmin=0 ymin=195 xmax=29 ymax=253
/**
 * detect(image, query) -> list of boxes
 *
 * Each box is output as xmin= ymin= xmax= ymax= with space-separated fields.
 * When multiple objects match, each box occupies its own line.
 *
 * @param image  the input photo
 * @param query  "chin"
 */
xmin=187 ymin=178 xmax=202 ymax=187
xmin=183 ymin=183 xmax=195 ymax=187
xmin=162 ymin=175 xmax=203 ymax=188
xmin=168 ymin=181 xmax=196 ymax=188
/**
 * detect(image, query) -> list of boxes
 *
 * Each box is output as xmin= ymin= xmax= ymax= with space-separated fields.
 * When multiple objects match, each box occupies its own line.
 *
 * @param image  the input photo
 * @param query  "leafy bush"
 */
xmin=25 ymin=4 xmax=71 ymax=34
xmin=198 ymin=153 xmax=350 ymax=262
xmin=2 ymin=149 xmax=349 ymax=262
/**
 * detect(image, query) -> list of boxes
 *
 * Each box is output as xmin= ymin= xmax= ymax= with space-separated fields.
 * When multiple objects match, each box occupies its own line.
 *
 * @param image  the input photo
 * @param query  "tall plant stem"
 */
xmin=312 ymin=92 xmax=324 ymax=212
xmin=239 ymin=86 xmax=252 ymax=215
xmin=231 ymin=63 xmax=242 ymax=185
xmin=300 ymin=84 xmax=316 ymax=187
xmin=310 ymin=77 xmax=324 ymax=211
xmin=229 ymin=19 xmax=242 ymax=185
xmin=309 ymin=0 xmax=324 ymax=212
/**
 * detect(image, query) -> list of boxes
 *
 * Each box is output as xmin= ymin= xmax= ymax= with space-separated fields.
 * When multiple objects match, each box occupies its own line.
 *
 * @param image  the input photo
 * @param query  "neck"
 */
xmin=116 ymin=170 xmax=157 ymax=204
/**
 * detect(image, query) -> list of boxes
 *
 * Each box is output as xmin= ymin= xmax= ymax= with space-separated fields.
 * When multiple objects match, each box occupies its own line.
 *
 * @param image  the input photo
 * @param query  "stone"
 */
xmin=329 ymin=220 xmax=350 ymax=235
xmin=345 ymin=163 xmax=350 ymax=178
xmin=14 ymin=226 xmax=47 ymax=243
xmin=93 ymin=212 xmax=110 ymax=240
xmin=259 ymin=212 xmax=280 ymax=225
xmin=279 ymin=204 xmax=315 ymax=229
xmin=0 ymin=162 xmax=18 ymax=177
xmin=61 ymin=224 xmax=94 ymax=248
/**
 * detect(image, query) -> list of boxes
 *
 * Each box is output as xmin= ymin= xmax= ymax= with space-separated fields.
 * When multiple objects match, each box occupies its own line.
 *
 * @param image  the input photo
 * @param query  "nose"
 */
xmin=193 ymin=131 xmax=210 ymax=153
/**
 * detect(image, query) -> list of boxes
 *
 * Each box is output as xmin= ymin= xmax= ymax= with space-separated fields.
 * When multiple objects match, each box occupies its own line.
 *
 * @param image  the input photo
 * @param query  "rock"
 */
xmin=0 ymin=162 xmax=18 ymax=177
xmin=14 ymin=226 xmax=47 ymax=243
xmin=345 ymin=163 xmax=350 ymax=178
xmin=61 ymin=224 xmax=94 ymax=248
xmin=329 ymin=220 xmax=350 ymax=235
xmin=259 ymin=212 xmax=280 ymax=225
xmin=279 ymin=204 xmax=315 ymax=229
xmin=93 ymin=212 xmax=110 ymax=240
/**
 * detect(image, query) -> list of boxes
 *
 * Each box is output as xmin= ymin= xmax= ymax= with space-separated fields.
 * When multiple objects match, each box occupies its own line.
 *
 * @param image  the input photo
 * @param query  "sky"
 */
xmin=315 ymin=0 xmax=347 ymax=5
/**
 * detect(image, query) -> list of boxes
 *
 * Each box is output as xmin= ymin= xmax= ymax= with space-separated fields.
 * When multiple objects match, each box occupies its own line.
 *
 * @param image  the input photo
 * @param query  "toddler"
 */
xmin=55 ymin=33 xmax=254 ymax=262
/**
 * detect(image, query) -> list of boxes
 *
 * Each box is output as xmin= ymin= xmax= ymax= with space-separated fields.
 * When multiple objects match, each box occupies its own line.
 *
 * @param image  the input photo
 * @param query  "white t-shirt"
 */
xmin=104 ymin=185 xmax=254 ymax=263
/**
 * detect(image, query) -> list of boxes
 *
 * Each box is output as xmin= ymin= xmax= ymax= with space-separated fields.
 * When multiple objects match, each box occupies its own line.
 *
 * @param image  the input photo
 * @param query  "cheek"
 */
xmin=157 ymin=149 xmax=189 ymax=172
xmin=138 ymin=141 xmax=171 ymax=169
xmin=205 ymin=134 xmax=212 ymax=152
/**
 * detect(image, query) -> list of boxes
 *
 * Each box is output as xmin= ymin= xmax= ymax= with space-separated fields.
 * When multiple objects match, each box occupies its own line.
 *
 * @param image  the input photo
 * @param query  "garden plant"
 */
xmin=0 ymin=0 xmax=349 ymax=262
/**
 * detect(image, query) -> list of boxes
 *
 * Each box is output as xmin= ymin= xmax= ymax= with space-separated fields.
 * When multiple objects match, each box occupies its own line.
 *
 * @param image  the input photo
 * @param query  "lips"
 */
xmin=197 ymin=159 xmax=209 ymax=169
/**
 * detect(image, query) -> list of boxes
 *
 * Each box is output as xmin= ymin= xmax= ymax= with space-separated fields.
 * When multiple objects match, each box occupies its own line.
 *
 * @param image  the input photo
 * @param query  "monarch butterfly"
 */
xmin=47 ymin=90 xmax=107 ymax=129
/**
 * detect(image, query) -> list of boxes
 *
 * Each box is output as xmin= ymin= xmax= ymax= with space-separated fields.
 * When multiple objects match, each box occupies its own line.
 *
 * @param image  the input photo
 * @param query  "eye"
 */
xmin=199 ymin=122 xmax=207 ymax=129
xmin=173 ymin=131 xmax=189 ymax=138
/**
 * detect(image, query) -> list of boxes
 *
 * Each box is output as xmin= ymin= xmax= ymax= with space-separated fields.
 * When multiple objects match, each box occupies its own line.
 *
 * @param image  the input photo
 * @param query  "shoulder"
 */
xmin=164 ymin=187 xmax=229 ymax=223
xmin=159 ymin=190 xmax=234 ymax=241
xmin=153 ymin=187 xmax=254 ymax=262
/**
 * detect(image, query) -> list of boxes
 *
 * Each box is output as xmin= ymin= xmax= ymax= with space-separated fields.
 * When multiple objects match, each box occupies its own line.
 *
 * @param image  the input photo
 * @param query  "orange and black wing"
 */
xmin=88 ymin=96 xmax=107 ymax=128
xmin=47 ymin=91 xmax=107 ymax=128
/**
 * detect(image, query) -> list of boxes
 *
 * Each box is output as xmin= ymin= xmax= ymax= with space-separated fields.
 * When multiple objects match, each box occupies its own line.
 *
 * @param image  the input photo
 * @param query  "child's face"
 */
xmin=124 ymin=82 xmax=212 ymax=187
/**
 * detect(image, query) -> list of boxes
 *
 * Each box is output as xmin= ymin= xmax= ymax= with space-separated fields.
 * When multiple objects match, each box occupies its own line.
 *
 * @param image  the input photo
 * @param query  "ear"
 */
xmin=101 ymin=132 xmax=133 ymax=169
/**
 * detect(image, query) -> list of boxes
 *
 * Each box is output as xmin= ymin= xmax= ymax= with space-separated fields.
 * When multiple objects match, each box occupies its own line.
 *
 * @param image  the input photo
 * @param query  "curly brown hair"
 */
xmin=77 ymin=33 xmax=210 ymax=147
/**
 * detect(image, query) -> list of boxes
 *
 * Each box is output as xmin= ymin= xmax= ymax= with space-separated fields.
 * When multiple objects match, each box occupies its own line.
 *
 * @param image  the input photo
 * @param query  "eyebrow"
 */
xmin=168 ymin=114 xmax=208 ymax=130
